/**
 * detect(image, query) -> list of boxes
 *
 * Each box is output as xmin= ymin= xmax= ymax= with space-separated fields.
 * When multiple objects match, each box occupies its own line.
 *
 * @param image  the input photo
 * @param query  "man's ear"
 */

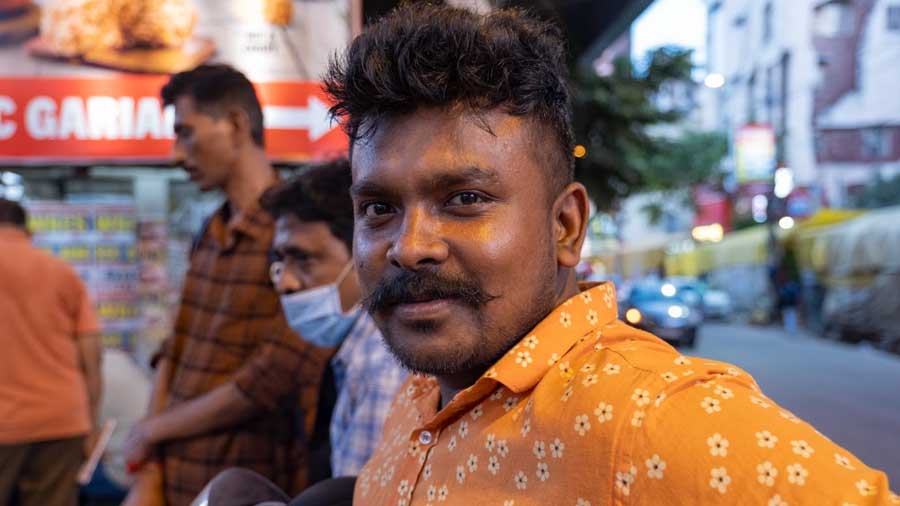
xmin=552 ymin=182 xmax=590 ymax=269
xmin=227 ymin=106 xmax=254 ymax=147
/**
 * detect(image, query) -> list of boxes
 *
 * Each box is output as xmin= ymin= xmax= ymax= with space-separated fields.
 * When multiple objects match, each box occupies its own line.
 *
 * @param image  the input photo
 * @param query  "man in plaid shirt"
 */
xmin=121 ymin=65 xmax=331 ymax=506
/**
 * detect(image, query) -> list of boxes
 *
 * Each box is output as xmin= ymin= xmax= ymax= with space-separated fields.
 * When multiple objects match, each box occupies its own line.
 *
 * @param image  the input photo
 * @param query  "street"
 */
xmin=690 ymin=323 xmax=900 ymax=485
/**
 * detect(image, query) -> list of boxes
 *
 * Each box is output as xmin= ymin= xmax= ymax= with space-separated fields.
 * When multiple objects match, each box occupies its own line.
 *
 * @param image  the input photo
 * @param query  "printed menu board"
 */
xmin=27 ymin=200 xmax=140 ymax=349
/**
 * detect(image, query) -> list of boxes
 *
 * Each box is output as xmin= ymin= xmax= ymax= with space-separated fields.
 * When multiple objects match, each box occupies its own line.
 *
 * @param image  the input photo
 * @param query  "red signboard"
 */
xmin=0 ymin=76 xmax=347 ymax=164
xmin=693 ymin=184 xmax=732 ymax=230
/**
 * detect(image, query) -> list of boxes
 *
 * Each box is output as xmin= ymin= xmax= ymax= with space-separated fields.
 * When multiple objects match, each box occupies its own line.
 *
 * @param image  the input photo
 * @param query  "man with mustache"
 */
xmin=323 ymin=4 xmax=897 ymax=505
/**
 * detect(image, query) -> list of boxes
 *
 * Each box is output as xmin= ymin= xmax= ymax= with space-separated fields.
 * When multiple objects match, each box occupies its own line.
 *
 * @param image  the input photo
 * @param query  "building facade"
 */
xmin=703 ymin=0 xmax=900 ymax=207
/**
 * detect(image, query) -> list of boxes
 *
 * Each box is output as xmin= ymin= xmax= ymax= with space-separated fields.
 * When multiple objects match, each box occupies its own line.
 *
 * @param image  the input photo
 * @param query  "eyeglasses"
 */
xmin=269 ymin=260 xmax=285 ymax=285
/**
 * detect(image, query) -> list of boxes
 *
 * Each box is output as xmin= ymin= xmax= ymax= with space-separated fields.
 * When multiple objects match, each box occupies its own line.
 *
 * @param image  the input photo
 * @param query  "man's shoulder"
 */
xmin=542 ymin=320 xmax=759 ymax=413
xmin=529 ymin=324 xmax=897 ymax=501
xmin=28 ymin=245 xmax=86 ymax=287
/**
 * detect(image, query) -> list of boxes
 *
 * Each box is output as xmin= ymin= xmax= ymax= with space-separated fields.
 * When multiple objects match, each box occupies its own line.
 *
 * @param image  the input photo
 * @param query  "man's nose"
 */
xmin=386 ymin=206 xmax=449 ymax=271
xmin=171 ymin=142 xmax=188 ymax=168
xmin=275 ymin=269 xmax=303 ymax=295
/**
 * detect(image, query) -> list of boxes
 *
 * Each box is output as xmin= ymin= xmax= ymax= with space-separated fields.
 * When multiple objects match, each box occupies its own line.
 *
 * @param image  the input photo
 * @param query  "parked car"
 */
xmin=620 ymin=282 xmax=702 ymax=347
xmin=701 ymin=288 xmax=733 ymax=320
xmin=666 ymin=277 xmax=733 ymax=321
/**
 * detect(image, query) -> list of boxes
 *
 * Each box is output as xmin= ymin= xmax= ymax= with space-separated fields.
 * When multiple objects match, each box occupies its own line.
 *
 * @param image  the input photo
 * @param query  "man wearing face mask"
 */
xmin=262 ymin=158 xmax=406 ymax=482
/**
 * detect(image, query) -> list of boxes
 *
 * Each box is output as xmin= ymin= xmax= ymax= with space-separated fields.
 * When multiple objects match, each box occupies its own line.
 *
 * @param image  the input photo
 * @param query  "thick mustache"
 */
xmin=363 ymin=270 xmax=497 ymax=314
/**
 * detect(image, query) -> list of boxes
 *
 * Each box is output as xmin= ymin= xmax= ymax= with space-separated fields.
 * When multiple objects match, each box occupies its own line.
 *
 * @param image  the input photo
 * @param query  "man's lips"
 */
xmin=389 ymin=298 xmax=455 ymax=321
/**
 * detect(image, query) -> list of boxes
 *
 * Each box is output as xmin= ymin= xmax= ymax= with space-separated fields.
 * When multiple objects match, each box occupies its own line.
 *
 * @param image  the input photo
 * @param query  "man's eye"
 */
xmin=287 ymin=252 xmax=311 ymax=263
xmin=447 ymin=192 xmax=485 ymax=206
xmin=363 ymin=202 xmax=394 ymax=217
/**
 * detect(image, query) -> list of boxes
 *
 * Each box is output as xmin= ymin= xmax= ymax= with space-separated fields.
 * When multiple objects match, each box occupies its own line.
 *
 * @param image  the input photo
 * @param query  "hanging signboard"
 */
xmin=735 ymin=124 xmax=776 ymax=183
xmin=0 ymin=0 xmax=350 ymax=164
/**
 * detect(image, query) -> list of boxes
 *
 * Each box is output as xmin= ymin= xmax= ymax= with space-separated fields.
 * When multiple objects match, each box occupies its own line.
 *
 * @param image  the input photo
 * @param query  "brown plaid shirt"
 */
xmin=158 ymin=199 xmax=330 ymax=506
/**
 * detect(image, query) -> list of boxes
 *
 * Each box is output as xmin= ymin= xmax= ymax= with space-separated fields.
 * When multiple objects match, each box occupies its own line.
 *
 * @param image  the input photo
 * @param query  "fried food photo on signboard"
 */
xmin=263 ymin=0 xmax=293 ymax=26
xmin=29 ymin=0 xmax=212 ymax=73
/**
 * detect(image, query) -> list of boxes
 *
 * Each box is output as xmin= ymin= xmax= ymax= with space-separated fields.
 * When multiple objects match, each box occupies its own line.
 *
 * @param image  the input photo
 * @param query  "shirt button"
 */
xmin=418 ymin=430 xmax=434 ymax=445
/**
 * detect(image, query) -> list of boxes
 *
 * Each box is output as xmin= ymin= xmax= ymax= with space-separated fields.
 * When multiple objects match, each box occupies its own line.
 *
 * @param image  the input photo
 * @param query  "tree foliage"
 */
xmin=636 ymin=131 xmax=729 ymax=191
xmin=572 ymin=46 xmax=726 ymax=210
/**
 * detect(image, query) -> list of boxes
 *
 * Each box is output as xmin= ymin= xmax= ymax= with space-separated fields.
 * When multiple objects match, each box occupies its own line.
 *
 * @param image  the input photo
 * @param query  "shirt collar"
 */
xmin=229 ymin=201 xmax=273 ymax=241
xmin=485 ymin=281 xmax=619 ymax=393
xmin=209 ymin=197 xmax=274 ymax=249
xmin=417 ymin=282 xmax=619 ymax=431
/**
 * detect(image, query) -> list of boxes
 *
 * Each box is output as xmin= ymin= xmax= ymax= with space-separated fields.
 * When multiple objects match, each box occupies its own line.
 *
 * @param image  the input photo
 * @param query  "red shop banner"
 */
xmin=0 ymin=76 xmax=348 ymax=165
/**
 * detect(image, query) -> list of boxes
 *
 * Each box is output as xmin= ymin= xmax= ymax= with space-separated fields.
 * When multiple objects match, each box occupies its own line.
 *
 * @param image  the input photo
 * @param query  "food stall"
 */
xmin=1 ymin=1 xmax=352 ymax=490
xmin=1 ymin=0 xmax=351 ymax=355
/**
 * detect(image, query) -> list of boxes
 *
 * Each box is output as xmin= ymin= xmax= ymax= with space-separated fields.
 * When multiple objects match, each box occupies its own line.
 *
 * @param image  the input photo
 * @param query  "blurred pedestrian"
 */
xmin=771 ymin=241 xmax=801 ymax=332
xmin=121 ymin=65 xmax=331 ymax=506
xmin=778 ymin=242 xmax=801 ymax=332
xmin=0 ymin=198 xmax=103 ymax=506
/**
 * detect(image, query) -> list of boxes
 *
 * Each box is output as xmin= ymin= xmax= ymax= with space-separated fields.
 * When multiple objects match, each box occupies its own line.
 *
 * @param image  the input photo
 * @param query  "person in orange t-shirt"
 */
xmin=0 ymin=198 xmax=103 ymax=506
xmin=317 ymin=4 xmax=899 ymax=505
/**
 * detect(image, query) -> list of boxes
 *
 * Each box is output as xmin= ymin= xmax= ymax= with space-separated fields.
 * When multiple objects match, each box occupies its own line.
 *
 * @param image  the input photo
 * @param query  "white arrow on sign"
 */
xmin=263 ymin=96 xmax=336 ymax=141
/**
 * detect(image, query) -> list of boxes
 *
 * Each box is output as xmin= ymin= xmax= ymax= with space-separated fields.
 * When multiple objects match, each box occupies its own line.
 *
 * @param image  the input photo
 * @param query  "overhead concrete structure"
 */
xmin=361 ymin=0 xmax=653 ymax=69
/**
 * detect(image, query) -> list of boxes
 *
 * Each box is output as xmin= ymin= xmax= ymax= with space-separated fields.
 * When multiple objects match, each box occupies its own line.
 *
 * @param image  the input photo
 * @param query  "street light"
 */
xmin=774 ymin=167 xmax=794 ymax=199
xmin=3 ymin=185 xmax=24 ymax=201
xmin=778 ymin=216 xmax=795 ymax=230
xmin=1 ymin=171 xmax=21 ymax=186
xmin=704 ymin=73 xmax=725 ymax=89
xmin=692 ymin=223 xmax=724 ymax=243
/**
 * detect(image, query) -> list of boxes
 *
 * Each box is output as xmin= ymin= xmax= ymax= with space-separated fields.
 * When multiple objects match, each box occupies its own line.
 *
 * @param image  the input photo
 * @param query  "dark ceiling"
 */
xmin=361 ymin=0 xmax=654 ymax=69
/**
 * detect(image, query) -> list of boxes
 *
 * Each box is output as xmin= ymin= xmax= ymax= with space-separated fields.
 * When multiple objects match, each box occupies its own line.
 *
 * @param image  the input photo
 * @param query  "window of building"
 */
xmin=815 ymin=132 xmax=827 ymax=158
xmin=779 ymin=52 xmax=791 ymax=133
xmin=813 ymin=53 xmax=829 ymax=90
xmin=747 ymin=71 xmax=757 ymax=123
xmin=765 ymin=66 xmax=775 ymax=124
xmin=861 ymin=127 xmax=892 ymax=158
xmin=763 ymin=2 xmax=773 ymax=42
xmin=888 ymin=5 xmax=900 ymax=31
xmin=814 ymin=0 xmax=855 ymax=37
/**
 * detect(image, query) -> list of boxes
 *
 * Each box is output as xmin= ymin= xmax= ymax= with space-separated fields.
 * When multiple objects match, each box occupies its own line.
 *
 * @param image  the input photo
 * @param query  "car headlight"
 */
xmin=626 ymin=308 xmax=642 ymax=324
xmin=661 ymin=283 xmax=677 ymax=297
xmin=667 ymin=305 xmax=689 ymax=319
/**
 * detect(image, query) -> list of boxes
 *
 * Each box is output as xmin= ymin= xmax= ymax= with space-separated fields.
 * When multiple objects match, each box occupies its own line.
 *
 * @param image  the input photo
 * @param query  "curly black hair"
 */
xmin=259 ymin=158 xmax=354 ymax=251
xmin=162 ymin=64 xmax=265 ymax=148
xmin=324 ymin=4 xmax=574 ymax=193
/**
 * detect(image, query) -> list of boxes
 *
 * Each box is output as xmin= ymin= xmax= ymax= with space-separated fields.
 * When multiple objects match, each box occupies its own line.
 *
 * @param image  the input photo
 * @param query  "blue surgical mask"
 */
xmin=281 ymin=263 xmax=359 ymax=348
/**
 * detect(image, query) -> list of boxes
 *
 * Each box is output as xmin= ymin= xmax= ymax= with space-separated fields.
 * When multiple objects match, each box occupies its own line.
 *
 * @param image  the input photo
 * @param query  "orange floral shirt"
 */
xmin=354 ymin=283 xmax=897 ymax=506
